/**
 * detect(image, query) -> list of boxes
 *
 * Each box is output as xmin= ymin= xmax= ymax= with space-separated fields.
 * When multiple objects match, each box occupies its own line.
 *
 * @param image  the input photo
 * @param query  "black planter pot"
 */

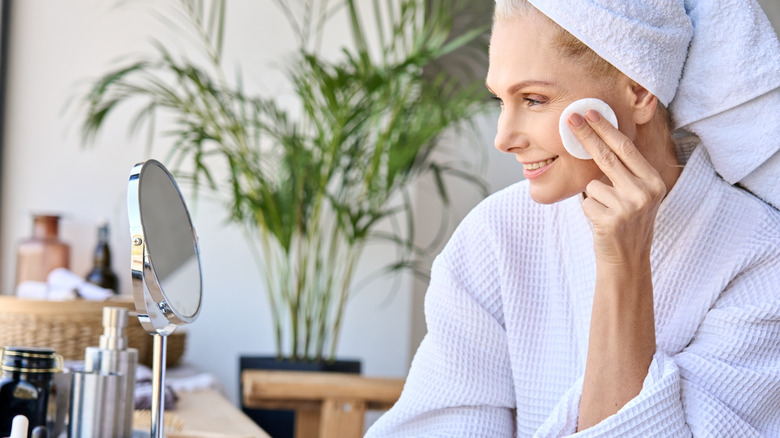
xmin=240 ymin=356 xmax=362 ymax=438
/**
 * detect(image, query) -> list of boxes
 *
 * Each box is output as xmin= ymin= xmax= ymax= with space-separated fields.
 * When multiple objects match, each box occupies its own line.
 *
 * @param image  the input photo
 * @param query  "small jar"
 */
xmin=0 ymin=347 xmax=61 ymax=437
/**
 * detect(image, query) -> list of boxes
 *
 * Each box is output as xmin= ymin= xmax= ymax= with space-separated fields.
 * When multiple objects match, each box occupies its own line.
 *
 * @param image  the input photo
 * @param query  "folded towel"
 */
xmin=15 ymin=281 xmax=50 ymax=299
xmin=135 ymin=363 xmax=221 ymax=394
xmin=523 ymin=0 xmax=780 ymax=209
xmin=48 ymin=267 xmax=115 ymax=300
xmin=14 ymin=268 xmax=114 ymax=301
xmin=133 ymin=363 xmax=221 ymax=410
xmin=134 ymin=379 xmax=179 ymax=410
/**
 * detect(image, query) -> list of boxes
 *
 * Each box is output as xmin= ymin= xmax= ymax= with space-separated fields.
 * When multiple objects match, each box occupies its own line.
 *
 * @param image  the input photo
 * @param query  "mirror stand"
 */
xmin=128 ymin=159 xmax=203 ymax=438
xmin=151 ymin=334 xmax=167 ymax=438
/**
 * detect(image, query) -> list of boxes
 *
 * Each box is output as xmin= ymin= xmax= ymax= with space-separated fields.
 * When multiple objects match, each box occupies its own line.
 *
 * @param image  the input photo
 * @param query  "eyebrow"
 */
xmin=485 ymin=79 xmax=555 ymax=95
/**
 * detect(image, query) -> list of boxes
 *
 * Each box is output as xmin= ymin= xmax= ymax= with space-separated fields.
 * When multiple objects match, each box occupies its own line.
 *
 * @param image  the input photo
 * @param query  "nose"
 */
xmin=494 ymin=109 xmax=530 ymax=154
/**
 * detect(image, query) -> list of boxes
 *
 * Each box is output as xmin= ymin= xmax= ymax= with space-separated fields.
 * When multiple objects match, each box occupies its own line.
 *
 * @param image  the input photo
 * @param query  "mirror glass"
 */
xmin=139 ymin=163 xmax=201 ymax=318
xmin=128 ymin=160 xmax=202 ymax=334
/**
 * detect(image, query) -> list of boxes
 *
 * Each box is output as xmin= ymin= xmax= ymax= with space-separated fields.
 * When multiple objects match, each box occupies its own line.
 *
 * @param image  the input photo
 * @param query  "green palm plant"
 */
xmin=78 ymin=0 xmax=489 ymax=361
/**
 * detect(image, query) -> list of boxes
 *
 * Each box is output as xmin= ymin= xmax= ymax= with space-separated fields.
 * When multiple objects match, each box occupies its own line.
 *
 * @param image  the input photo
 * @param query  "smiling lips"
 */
xmin=523 ymin=157 xmax=557 ymax=171
xmin=522 ymin=156 xmax=558 ymax=179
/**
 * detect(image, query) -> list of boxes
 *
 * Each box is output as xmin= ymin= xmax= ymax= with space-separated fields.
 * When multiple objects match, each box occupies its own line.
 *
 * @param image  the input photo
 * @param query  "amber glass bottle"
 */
xmin=85 ymin=221 xmax=119 ymax=294
xmin=15 ymin=215 xmax=70 ymax=286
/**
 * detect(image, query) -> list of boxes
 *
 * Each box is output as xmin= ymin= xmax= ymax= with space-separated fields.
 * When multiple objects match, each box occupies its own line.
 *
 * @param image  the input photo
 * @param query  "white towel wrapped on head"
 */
xmin=671 ymin=0 xmax=780 ymax=208
xmin=525 ymin=0 xmax=692 ymax=107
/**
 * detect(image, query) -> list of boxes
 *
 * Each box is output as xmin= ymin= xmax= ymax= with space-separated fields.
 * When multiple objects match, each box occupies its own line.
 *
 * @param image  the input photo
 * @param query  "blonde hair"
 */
xmin=493 ymin=0 xmax=535 ymax=20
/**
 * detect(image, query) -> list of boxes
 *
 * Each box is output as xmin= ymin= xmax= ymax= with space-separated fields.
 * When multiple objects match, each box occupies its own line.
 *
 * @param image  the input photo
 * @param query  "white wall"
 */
xmin=0 ymin=0 xmax=458 ymax=405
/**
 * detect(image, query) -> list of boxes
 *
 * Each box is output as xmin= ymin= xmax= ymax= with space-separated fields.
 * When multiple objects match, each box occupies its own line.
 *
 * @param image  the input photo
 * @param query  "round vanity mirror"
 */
xmin=127 ymin=159 xmax=202 ymax=438
xmin=127 ymin=160 xmax=202 ymax=335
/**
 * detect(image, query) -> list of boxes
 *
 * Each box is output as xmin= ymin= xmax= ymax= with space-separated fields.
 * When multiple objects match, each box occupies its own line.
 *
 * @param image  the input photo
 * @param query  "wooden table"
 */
xmin=134 ymin=389 xmax=271 ymax=438
xmin=242 ymin=370 xmax=405 ymax=438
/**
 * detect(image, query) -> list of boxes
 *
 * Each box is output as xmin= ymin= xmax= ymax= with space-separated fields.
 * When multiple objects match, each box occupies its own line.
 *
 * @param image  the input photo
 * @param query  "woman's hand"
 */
xmin=568 ymin=109 xmax=662 ymax=431
xmin=570 ymin=110 xmax=667 ymax=267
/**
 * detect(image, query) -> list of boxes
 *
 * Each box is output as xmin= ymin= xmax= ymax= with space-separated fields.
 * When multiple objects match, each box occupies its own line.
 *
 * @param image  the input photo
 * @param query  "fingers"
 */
xmin=581 ymin=180 xmax=625 ymax=225
xmin=584 ymin=179 xmax=619 ymax=208
xmin=582 ymin=178 xmax=661 ymax=224
xmin=568 ymin=110 xmax=656 ymax=182
xmin=581 ymin=194 xmax=609 ymax=222
xmin=568 ymin=112 xmax=630 ymax=185
xmin=573 ymin=110 xmax=668 ymax=201
xmin=570 ymin=110 xmax=668 ymax=267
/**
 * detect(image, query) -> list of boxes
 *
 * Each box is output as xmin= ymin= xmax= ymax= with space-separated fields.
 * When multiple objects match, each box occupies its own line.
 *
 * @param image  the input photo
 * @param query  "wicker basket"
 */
xmin=0 ymin=295 xmax=186 ymax=367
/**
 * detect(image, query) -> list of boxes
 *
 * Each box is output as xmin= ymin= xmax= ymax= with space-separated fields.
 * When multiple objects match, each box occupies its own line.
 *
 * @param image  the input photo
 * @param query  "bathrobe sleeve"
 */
xmin=364 ymin=210 xmax=517 ymax=437
xmin=534 ymin=256 xmax=780 ymax=437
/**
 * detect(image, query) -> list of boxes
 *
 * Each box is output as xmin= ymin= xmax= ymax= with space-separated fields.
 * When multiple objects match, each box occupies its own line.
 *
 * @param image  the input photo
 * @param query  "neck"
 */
xmin=636 ymin=115 xmax=682 ymax=197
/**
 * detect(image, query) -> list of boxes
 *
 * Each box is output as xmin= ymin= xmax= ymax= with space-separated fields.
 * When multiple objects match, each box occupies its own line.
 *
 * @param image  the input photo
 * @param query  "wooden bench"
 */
xmin=242 ymin=370 xmax=405 ymax=438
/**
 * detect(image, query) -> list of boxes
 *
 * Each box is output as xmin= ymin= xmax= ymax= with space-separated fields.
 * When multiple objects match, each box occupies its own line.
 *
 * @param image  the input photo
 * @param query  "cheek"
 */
xmin=574 ymin=159 xmax=605 ymax=183
xmin=560 ymin=155 xmax=604 ymax=183
xmin=560 ymin=157 xmax=605 ymax=194
xmin=539 ymin=114 xmax=602 ymax=178
xmin=538 ymin=117 xmax=568 ymax=155
xmin=604 ymin=97 xmax=640 ymax=143
xmin=527 ymin=157 xmax=605 ymax=204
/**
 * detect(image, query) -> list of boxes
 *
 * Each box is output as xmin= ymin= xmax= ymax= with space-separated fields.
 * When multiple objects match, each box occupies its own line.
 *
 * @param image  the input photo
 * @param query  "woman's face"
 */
xmin=487 ymin=12 xmax=635 ymax=204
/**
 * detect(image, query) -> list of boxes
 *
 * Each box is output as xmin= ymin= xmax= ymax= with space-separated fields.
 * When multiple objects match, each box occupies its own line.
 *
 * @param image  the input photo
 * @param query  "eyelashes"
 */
xmin=489 ymin=95 xmax=545 ymax=108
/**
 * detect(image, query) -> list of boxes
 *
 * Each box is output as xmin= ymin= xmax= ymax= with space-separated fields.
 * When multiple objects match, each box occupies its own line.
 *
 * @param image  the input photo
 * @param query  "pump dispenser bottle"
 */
xmin=71 ymin=307 xmax=138 ymax=438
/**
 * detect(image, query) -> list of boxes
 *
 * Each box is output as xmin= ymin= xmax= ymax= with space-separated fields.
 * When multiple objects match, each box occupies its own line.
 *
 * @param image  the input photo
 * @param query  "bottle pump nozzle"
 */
xmin=99 ymin=307 xmax=128 ymax=350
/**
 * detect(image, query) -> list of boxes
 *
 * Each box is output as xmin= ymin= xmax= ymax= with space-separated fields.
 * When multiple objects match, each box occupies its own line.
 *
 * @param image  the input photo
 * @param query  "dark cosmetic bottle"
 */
xmin=0 ymin=347 xmax=60 ymax=438
xmin=85 ymin=221 xmax=119 ymax=294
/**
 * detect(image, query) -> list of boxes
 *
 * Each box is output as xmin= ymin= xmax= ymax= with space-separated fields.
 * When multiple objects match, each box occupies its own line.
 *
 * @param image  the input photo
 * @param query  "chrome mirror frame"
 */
xmin=127 ymin=159 xmax=202 ymax=438
xmin=127 ymin=160 xmax=202 ymax=335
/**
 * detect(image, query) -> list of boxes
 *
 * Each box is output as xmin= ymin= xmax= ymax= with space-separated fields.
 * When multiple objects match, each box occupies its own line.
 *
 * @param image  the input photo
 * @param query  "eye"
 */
xmin=490 ymin=95 xmax=504 ymax=107
xmin=524 ymin=97 xmax=544 ymax=106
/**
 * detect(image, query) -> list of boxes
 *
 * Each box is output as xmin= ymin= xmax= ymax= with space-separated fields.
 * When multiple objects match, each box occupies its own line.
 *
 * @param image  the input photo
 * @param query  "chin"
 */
xmin=528 ymin=185 xmax=581 ymax=205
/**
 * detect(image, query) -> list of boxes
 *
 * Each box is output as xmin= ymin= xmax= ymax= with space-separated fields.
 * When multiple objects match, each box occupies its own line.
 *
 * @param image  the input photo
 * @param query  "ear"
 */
xmin=627 ymin=80 xmax=658 ymax=125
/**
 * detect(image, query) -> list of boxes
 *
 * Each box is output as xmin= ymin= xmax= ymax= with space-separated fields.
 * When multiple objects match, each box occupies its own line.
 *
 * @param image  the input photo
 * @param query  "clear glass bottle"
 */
xmin=15 ymin=215 xmax=70 ymax=286
xmin=85 ymin=221 xmax=119 ymax=294
xmin=0 ymin=347 xmax=60 ymax=437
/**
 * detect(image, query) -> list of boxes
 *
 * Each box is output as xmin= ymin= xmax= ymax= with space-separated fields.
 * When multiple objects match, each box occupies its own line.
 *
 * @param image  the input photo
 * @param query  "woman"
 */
xmin=366 ymin=0 xmax=780 ymax=436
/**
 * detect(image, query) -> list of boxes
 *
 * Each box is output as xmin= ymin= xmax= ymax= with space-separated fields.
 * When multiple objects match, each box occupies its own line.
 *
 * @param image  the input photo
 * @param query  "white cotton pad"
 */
xmin=558 ymin=98 xmax=619 ymax=160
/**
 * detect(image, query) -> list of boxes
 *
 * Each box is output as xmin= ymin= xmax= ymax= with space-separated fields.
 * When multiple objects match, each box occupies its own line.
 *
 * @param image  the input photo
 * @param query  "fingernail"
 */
xmin=586 ymin=110 xmax=601 ymax=123
xmin=569 ymin=113 xmax=584 ymax=127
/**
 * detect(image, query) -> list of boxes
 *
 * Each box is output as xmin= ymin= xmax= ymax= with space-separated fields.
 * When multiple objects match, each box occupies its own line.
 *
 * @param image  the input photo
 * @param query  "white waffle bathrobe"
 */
xmin=366 ymin=145 xmax=780 ymax=437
